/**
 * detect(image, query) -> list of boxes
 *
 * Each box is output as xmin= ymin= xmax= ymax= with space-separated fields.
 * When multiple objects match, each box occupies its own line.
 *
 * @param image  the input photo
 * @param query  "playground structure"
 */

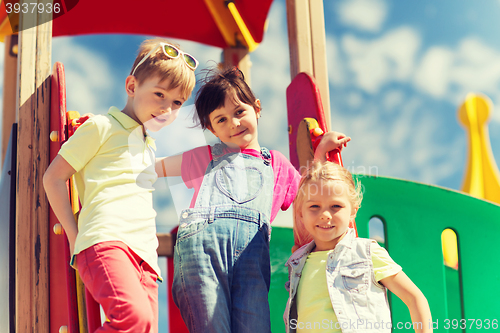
xmin=1 ymin=1 xmax=500 ymax=333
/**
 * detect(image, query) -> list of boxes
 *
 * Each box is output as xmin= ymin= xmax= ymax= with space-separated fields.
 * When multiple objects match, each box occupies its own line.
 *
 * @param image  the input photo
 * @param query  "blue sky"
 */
xmin=34 ymin=0 xmax=500 ymax=230
xmin=2 ymin=0 xmax=500 ymax=330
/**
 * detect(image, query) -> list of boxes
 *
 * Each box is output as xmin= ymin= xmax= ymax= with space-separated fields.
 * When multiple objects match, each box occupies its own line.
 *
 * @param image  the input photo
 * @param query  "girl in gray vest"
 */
xmin=284 ymin=161 xmax=432 ymax=333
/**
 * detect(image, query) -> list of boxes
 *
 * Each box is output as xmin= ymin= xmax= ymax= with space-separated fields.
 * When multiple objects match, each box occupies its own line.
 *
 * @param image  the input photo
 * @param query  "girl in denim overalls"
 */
xmin=157 ymin=68 xmax=350 ymax=333
xmin=284 ymin=161 xmax=433 ymax=333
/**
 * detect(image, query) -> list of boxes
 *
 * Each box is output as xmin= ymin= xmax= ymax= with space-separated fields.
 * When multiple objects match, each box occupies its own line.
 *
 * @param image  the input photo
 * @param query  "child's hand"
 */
xmin=79 ymin=113 xmax=95 ymax=120
xmin=314 ymin=131 xmax=351 ymax=162
xmin=72 ymin=113 xmax=94 ymax=131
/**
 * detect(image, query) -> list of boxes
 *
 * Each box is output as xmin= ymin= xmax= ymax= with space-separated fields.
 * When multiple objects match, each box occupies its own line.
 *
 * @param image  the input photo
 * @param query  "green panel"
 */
xmin=269 ymin=176 xmax=500 ymax=332
xmin=444 ymin=266 xmax=462 ymax=332
xmin=269 ymin=226 xmax=295 ymax=333
xmin=355 ymin=175 xmax=500 ymax=331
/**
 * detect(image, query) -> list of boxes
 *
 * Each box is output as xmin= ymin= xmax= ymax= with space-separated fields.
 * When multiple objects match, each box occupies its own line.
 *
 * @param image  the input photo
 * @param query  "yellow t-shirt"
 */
xmin=58 ymin=107 xmax=161 ymax=277
xmin=295 ymin=242 xmax=401 ymax=332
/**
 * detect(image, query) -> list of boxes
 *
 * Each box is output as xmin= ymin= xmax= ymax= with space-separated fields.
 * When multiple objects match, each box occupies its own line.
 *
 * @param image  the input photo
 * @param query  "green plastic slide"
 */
xmin=269 ymin=175 xmax=500 ymax=332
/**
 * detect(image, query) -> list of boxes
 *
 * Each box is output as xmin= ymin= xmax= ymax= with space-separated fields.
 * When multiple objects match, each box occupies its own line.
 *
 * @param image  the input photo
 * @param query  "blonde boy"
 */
xmin=43 ymin=38 xmax=197 ymax=332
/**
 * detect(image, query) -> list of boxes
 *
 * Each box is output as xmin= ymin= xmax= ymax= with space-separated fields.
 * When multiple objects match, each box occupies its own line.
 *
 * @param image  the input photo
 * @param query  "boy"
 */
xmin=43 ymin=38 xmax=197 ymax=332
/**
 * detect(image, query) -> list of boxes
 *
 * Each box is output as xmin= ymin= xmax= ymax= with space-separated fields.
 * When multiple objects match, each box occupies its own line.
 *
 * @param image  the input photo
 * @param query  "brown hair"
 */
xmin=293 ymin=161 xmax=363 ymax=247
xmin=130 ymin=38 xmax=196 ymax=100
xmin=194 ymin=67 xmax=260 ymax=130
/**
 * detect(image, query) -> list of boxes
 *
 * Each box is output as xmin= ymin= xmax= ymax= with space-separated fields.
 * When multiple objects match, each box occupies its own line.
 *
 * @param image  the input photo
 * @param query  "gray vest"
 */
xmin=284 ymin=229 xmax=392 ymax=333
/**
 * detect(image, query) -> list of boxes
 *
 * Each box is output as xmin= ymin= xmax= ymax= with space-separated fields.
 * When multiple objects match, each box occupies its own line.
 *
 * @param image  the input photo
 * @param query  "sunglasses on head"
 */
xmin=132 ymin=42 xmax=199 ymax=75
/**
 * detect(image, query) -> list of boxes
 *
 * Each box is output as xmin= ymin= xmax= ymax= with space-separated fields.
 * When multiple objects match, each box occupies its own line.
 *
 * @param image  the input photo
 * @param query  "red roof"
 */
xmin=51 ymin=0 xmax=274 ymax=48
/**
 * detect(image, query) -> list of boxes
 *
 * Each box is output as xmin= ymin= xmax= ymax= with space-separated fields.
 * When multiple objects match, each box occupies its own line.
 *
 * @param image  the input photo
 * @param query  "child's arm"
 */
xmin=380 ymin=271 xmax=433 ymax=333
xmin=314 ymin=131 xmax=351 ymax=162
xmin=155 ymin=155 xmax=183 ymax=177
xmin=43 ymin=155 xmax=79 ymax=254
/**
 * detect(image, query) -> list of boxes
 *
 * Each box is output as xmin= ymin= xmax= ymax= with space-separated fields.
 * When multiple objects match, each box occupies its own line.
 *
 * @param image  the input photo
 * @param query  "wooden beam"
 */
xmin=2 ymin=35 xmax=18 ymax=165
xmin=33 ymin=2 xmax=52 ymax=331
xmin=286 ymin=0 xmax=331 ymax=130
xmin=286 ymin=0 xmax=313 ymax=79
xmin=222 ymin=47 xmax=252 ymax=87
xmin=157 ymin=233 xmax=174 ymax=257
xmin=309 ymin=0 xmax=330 ymax=130
xmin=16 ymin=18 xmax=37 ymax=333
xmin=15 ymin=1 xmax=51 ymax=332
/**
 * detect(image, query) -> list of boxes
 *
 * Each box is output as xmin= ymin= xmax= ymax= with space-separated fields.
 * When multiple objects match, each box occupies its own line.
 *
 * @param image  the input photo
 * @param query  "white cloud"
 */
xmin=382 ymin=89 xmax=404 ymax=112
xmin=337 ymin=0 xmax=388 ymax=33
xmin=326 ymin=36 xmax=345 ymax=85
xmin=388 ymin=97 xmax=420 ymax=150
xmin=332 ymin=90 xmax=463 ymax=186
xmin=346 ymin=91 xmax=364 ymax=108
xmin=413 ymin=37 xmax=500 ymax=125
xmin=414 ymin=47 xmax=454 ymax=97
xmin=52 ymin=37 xmax=115 ymax=115
xmin=342 ymin=27 xmax=421 ymax=93
xmin=452 ymin=40 xmax=500 ymax=101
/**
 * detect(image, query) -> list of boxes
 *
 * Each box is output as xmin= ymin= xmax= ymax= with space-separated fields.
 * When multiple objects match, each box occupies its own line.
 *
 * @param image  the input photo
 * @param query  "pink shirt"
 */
xmin=181 ymin=146 xmax=301 ymax=223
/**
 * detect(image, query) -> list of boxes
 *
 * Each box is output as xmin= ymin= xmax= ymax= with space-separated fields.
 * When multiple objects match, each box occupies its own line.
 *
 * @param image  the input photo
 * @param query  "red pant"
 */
xmin=76 ymin=241 xmax=159 ymax=333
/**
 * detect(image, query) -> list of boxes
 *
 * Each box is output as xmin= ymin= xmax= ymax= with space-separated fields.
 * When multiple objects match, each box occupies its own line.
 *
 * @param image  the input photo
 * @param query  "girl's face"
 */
xmin=299 ymin=180 xmax=355 ymax=251
xmin=208 ymin=91 xmax=261 ymax=150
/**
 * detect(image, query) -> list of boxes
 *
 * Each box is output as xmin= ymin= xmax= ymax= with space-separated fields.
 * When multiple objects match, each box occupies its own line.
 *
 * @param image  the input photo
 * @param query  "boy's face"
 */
xmin=126 ymin=75 xmax=186 ymax=132
xmin=208 ymin=91 xmax=261 ymax=150
xmin=299 ymin=180 xmax=355 ymax=252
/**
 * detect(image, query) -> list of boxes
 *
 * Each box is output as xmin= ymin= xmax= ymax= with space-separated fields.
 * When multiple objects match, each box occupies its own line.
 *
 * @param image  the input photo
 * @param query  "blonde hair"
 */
xmin=293 ymin=161 xmax=363 ymax=247
xmin=130 ymin=38 xmax=196 ymax=100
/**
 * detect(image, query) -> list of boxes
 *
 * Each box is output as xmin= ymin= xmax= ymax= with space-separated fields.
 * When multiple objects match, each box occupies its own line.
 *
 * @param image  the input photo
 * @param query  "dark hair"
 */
xmin=194 ymin=67 xmax=260 ymax=130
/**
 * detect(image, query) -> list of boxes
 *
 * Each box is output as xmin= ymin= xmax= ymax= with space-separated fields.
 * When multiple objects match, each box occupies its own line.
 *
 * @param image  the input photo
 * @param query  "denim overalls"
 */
xmin=173 ymin=144 xmax=274 ymax=333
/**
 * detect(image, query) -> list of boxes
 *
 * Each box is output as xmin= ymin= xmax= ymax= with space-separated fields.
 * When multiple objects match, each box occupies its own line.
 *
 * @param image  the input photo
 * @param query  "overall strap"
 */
xmin=208 ymin=144 xmax=213 ymax=161
xmin=260 ymin=147 xmax=272 ymax=166
xmin=210 ymin=143 xmax=227 ymax=161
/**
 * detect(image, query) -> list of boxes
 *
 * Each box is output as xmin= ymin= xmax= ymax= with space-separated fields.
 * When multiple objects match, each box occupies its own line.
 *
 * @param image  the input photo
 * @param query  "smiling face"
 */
xmin=208 ymin=91 xmax=261 ymax=150
xmin=299 ymin=180 xmax=356 ymax=251
xmin=124 ymin=75 xmax=186 ymax=132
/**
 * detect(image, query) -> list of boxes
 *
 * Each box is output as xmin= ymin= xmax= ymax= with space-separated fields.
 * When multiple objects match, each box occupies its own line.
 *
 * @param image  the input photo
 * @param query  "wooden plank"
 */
xmin=157 ymin=233 xmax=174 ymax=257
xmin=15 ymin=42 xmax=35 ymax=333
xmin=15 ymin=1 xmax=52 ymax=331
xmin=2 ymin=35 xmax=18 ymax=164
xmin=32 ymin=1 xmax=52 ymax=331
xmin=308 ymin=0 xmax=331 ymax=130
xmin=15 ymin=5 xmax=38 ymax=332
xmin=286 ymin=0 xmax=313 ymax=79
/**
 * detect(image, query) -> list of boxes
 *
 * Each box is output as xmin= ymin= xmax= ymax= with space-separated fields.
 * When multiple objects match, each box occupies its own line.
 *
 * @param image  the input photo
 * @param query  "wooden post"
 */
xmin=308 ymin=0 xmax=330 ymax=129
xmin=33 ymin=3 xmax=52 ymax=331
xmin=2 ymin=35 xmax=18 ymax=165
xmin=222 ymin=47 xmax=252 ymax=87
xmin=15 ymin=1 xmax=51 ymax=331
xmin=286 ymin=0 xmax=313 ymax=78
xmin=286 ymin=0 xmax=331 ymax=130
xmin=156 ymin=233 xmax=174 ymax=257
